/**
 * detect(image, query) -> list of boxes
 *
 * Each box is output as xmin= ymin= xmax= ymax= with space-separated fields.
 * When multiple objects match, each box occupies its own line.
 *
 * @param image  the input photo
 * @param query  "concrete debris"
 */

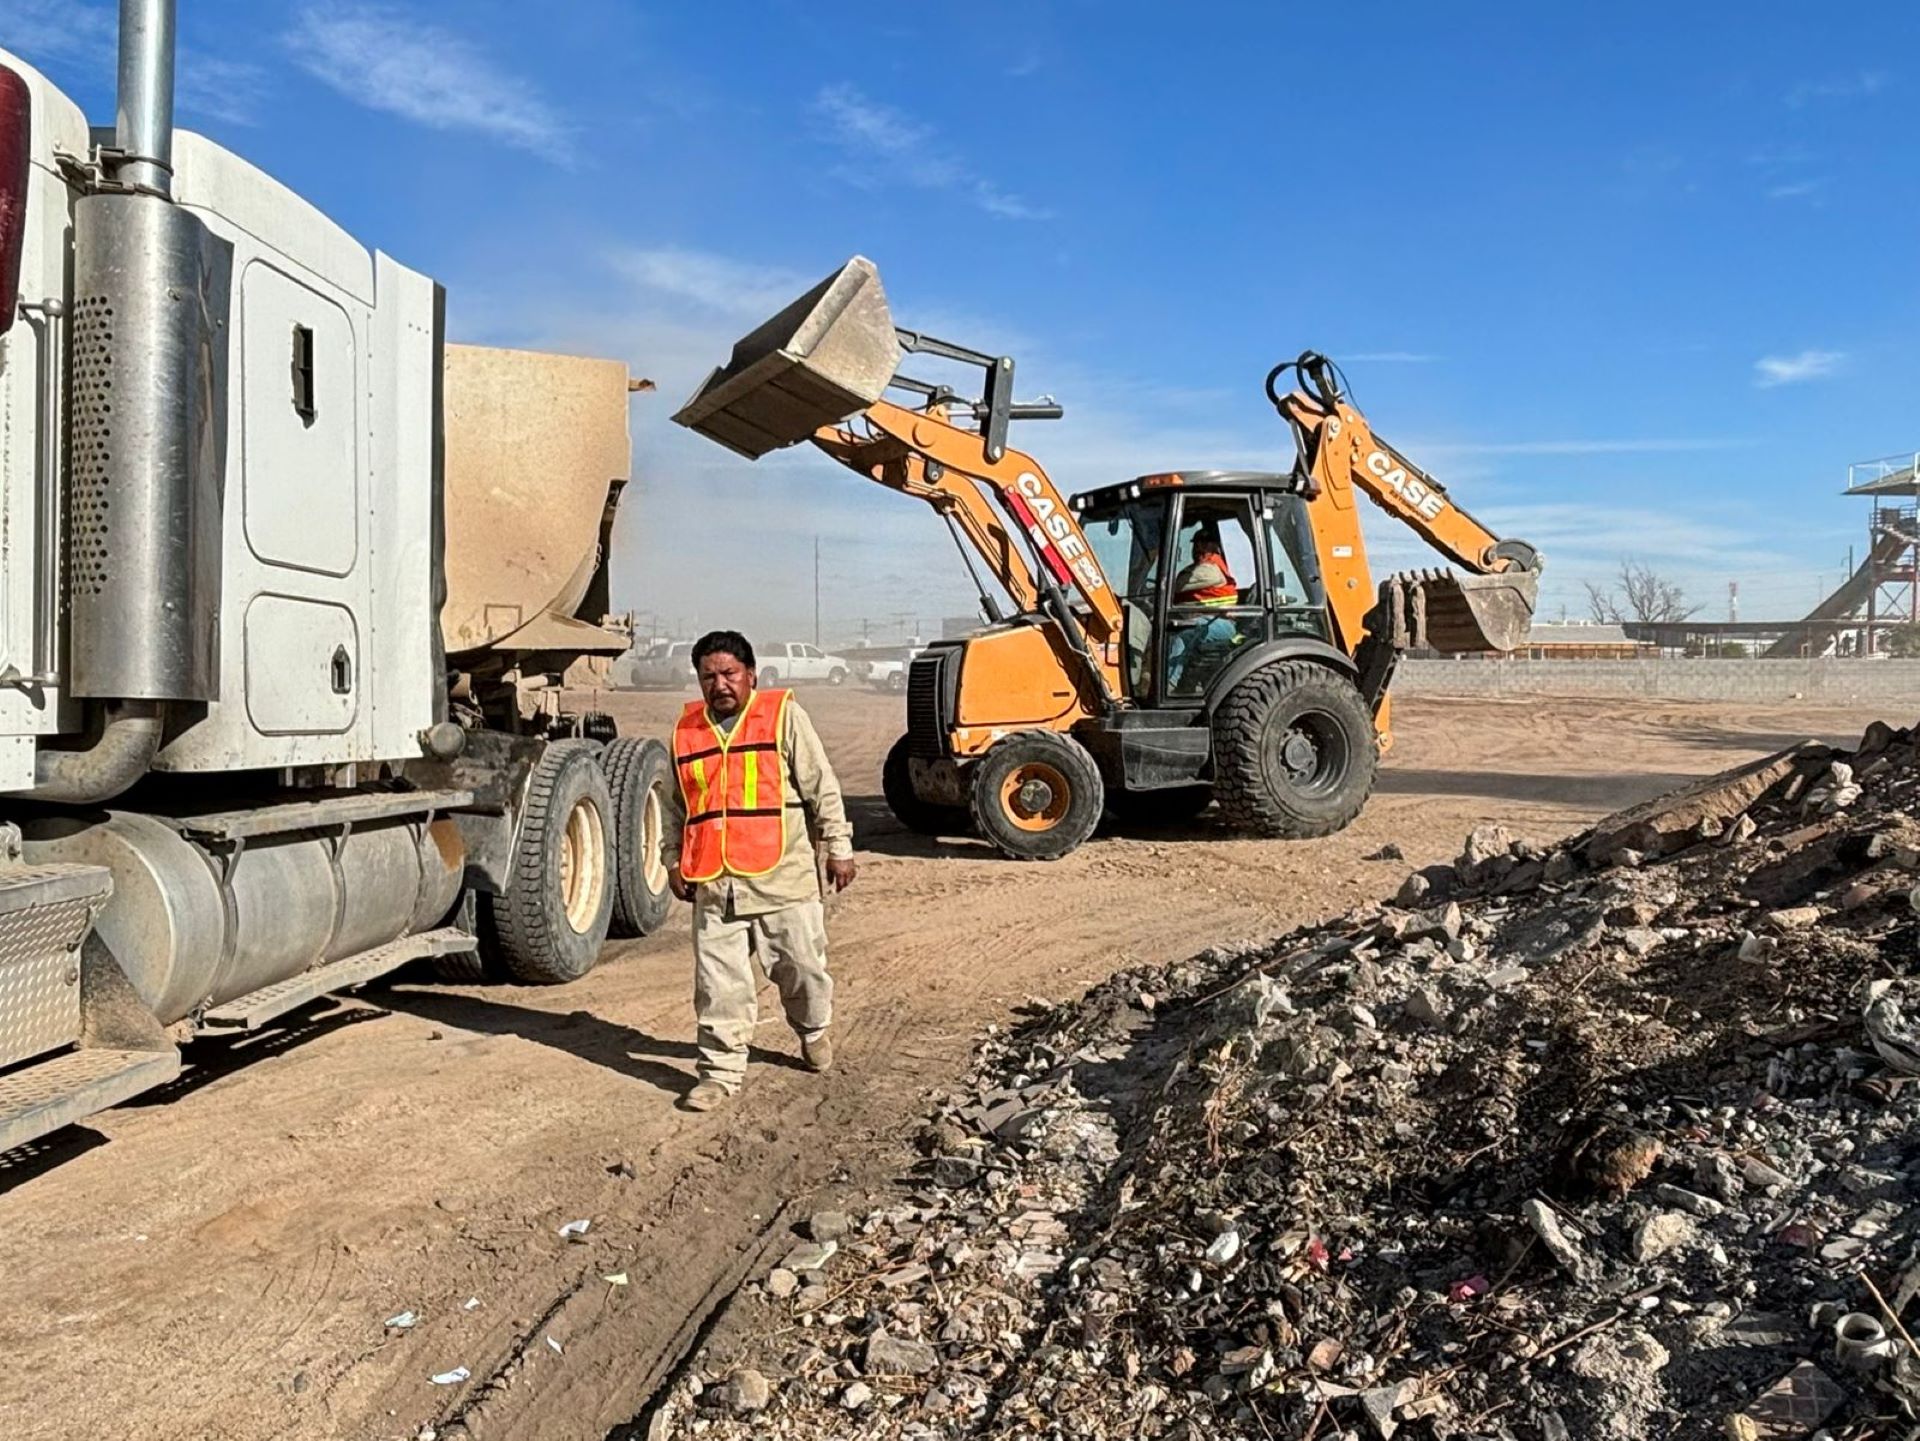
xmin=721 ymin=1368 xmax=770 ymax=1414
xmin=656 ymin=718 xmax=1920 ymax=1441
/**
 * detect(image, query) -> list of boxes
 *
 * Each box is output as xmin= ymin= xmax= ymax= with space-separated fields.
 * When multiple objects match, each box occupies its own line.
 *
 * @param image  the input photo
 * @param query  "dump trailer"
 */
xmin=0 ymin=2 xmax=672 ymax=1152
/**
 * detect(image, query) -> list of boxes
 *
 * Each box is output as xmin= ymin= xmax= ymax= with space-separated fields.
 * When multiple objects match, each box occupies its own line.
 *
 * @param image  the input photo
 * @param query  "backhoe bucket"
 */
xmin=673 ymin=256 xmax=901 ymax=459
xmin=1383 ymin=568 xmax=1540 ymax=654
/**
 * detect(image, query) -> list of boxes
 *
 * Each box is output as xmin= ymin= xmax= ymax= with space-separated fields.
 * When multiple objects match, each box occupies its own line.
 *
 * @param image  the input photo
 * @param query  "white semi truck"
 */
xmin=0 ymin=1 xmax=673 ymax=1152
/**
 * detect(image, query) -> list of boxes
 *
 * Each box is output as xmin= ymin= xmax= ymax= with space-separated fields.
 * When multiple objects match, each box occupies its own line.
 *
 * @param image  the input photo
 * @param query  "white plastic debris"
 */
xmin=602 ymin=1272 xmax=629 ymax=1287
xmin=557 ymin=1218 xmax=591 ymax=1239
xmin=1204 ymin=1229 xmax=1243 ymax=1265
xmin=546 ymin=1335 xmax=563 ymax=1356
xmin=429 ymin=1367 xmax=470 ymax=1386
xmin=463 ymin=1297 xmax=481 ymax=1311
xmin=384 ymin=1310 xmax=419 ymax=1330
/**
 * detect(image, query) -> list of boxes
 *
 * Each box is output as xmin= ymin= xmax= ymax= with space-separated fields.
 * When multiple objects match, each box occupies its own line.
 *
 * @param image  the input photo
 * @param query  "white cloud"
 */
xmin=608 ymin=248 xmax=814 ymax=318
xmin=1417 ymin=437 xmax=1749 ymax=459
xmin=1765 ymin=178 xmax=1826 ymax=202
xmin=286 ymin=5 xmax=569 ymax=158
xmin=1788 ymin=71 xmax=1886 ymax=106
xmin=1753 ymin=349 xmax=1846 ymax=388
xmin=2 ymin=0 xmax=267 ymax=125
xmin=812 ymin=84 xmax=1051 ymax=221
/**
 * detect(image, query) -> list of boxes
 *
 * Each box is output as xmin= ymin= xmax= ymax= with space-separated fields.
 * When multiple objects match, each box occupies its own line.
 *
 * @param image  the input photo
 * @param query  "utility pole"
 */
xmin=813 ymin=535 xmax=821 ymax=648
xmin=1728 ymin=580 xmax=1738 ymax=624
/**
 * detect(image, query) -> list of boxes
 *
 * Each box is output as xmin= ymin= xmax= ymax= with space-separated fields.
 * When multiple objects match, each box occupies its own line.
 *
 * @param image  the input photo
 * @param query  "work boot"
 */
xmin=801 ymin=1033 xmax=834 ymax=1074
xmin=680 ymin=1079 xmax=734 ymax=1112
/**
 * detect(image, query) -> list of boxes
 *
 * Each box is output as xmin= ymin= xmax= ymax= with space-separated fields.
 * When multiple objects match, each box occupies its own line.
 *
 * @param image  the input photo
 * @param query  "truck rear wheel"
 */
xmin=1211 ymin=661 xmax=1377 ymax=839
xmin=882 ymin=735 xmax=968 ymax=837
xmin=480 ymin=740 xmax=615 ymax=983
xmin=603 ymin=737 xmax=674 ymax=938
xmin=968 ymin=731 xmax=1104 ymax=861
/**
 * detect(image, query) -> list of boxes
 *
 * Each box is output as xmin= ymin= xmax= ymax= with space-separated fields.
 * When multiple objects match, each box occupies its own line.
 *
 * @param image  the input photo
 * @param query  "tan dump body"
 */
xmin=441 ymin=344 xmax=634 ymax=661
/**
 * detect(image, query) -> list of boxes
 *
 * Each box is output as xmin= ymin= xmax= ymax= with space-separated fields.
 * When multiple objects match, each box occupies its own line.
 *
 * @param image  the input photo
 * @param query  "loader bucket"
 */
xmin=1388 ymin=568 xmax=1540 ymax=654
xmin=673 ymin=256 xmax=901 ymax=459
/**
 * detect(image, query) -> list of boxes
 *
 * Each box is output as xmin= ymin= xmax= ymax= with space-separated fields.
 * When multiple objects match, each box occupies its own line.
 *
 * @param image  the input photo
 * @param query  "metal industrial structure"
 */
xmin=0 ymin=2 xmax=671 ymax=1152
xmin=1625 ymin=456 xmax=1920 ymax=657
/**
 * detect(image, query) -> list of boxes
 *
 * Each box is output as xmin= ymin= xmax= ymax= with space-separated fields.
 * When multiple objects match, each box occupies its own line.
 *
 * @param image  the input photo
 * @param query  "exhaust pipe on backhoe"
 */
xmin=674 ymin=256 xmax=901 ymax=458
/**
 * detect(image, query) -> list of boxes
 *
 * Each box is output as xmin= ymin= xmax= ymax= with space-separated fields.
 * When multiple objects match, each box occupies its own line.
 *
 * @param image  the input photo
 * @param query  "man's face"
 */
xmin=697 ymin=651 xmax=756 ymax=717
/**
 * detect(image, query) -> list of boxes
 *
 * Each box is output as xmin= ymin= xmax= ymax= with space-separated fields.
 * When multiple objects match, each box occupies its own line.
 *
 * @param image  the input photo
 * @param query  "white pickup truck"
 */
xmin=757 ymin=642 xmax=852 ymax=686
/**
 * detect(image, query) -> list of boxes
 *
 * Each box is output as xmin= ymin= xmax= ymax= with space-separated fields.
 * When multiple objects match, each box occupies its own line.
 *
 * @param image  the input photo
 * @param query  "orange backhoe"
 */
xmin=676 ymin=258 xmax=1541 ymax=860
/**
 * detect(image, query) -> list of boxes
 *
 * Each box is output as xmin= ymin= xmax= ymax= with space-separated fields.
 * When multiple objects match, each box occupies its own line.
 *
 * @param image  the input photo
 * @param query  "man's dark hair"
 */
xmin=691 ymin=630 xmax=755 ymax=669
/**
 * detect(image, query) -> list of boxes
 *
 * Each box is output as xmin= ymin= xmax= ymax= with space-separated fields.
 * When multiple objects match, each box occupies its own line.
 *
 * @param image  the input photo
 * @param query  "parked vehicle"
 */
xmin=757 ymin=642 xmax=851 ymax=685
xmin=854 ymin=644 xmax=926 ymax=692
xmin=613 ymin=639 xmax=697 ymax=689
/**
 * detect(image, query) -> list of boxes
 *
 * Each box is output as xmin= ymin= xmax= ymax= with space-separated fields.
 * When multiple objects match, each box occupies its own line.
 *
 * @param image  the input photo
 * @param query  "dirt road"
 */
xmin=0 ymin=690 xmax=1889 ymax=1441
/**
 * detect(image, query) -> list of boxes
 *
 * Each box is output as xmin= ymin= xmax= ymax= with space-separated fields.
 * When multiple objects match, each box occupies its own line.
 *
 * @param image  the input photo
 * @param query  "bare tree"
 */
xmin=1584 ymin=560 xmax=1699 ymax=624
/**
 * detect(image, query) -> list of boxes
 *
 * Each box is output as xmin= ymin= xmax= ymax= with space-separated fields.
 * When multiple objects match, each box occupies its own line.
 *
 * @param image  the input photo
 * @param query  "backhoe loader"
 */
xmin=675 ymin=258 xmax=1541 ymax=860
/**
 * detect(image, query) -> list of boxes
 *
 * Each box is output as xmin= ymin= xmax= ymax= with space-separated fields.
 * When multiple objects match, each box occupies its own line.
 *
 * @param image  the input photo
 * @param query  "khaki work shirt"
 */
xmin=660 ymin=693 xmax=854 ymax=916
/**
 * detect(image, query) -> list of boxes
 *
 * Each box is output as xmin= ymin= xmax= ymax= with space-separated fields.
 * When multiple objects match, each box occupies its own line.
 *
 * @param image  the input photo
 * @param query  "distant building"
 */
xmin=1512 ymin=623 xmax=1653 ymax=660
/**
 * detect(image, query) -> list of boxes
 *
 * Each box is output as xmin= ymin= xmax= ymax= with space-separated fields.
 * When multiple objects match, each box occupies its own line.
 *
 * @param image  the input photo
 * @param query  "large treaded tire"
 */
xmin=1211 ymin=661 xmax=1377 ymax=839
xmin=882 ymin=734 xmax=969 ymax=837
xmin=603 ymin=736 xmax=674 ymax=938
xmin=968 ymin=731 xmax=1104 ymax=861
xmin=479 ymin=740 xmax=615 ymax=984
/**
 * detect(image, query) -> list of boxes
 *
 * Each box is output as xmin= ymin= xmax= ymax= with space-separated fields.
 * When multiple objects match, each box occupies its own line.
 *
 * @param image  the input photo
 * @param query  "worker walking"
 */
xmin=663 ymin=631 xmax=856 ymax=1112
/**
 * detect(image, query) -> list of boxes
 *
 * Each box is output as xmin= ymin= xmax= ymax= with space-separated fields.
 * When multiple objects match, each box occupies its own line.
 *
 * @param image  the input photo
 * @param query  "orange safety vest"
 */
xmin=1176 ymin=552 xmax=1238 ymax=607
xmin=672 ymin=688 xmax=795 ymax=883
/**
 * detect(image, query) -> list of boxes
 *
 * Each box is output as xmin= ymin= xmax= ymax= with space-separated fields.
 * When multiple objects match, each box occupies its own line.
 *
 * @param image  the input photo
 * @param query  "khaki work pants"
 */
xmin=692 ymin=896 xmax=833 ymax=1091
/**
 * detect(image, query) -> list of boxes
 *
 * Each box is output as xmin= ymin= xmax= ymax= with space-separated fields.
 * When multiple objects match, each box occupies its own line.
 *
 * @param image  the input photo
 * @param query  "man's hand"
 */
xmin=668 ymin=865 xmax=693 ymax=903
xmin=825 ymin=857 xmax=857 ymax=893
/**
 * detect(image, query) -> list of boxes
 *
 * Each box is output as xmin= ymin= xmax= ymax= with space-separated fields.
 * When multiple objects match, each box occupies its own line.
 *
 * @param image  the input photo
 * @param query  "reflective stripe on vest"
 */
xmin=673 ymin=688 xmax=794 ymax=883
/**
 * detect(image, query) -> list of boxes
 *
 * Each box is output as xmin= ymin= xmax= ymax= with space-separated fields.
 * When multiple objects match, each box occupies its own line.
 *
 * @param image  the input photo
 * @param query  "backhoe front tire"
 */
xmin=882 ymin=735 xmax=969 ymax=837
xmin=968 ymin=731 xmax=1104 ymax=861
xmin=603 ymin=736 xmax=674 ymax=938
xmin=480 ymin=740 xmax=616 ymax=984
xmin=1211 ymin=661 xmax=1377 ymax=839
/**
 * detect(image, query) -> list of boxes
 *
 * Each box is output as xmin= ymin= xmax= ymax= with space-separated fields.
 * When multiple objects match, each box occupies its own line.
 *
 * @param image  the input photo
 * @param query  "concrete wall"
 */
xmin=1394 ymin=657 xmax=1920 ymax=705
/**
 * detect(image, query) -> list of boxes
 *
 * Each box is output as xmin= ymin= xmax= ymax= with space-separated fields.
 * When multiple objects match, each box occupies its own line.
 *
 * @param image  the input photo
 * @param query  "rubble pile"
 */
xmin=658 ymin=721 xmax=1920 ymax=1440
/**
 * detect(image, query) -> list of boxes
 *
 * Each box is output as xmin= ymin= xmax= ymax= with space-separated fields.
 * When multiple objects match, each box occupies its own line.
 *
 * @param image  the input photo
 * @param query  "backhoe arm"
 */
xmin=811 ymin=399 xmax=1125 ymax=657
xmin=1266 ymin=352 xmax=1541 ymax=659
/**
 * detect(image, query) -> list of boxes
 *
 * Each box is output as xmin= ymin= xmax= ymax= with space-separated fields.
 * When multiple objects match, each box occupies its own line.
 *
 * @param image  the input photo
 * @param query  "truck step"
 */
xmin=0 ymin=1045 xmax=182 ymax=1154
xmin=197 ymin=927 xmax=477 ymax=1033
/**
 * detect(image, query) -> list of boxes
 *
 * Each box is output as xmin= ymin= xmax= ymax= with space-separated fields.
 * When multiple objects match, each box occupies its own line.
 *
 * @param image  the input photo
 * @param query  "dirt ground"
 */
xmin=0 ymin=689 xmax=1894 ymax=1441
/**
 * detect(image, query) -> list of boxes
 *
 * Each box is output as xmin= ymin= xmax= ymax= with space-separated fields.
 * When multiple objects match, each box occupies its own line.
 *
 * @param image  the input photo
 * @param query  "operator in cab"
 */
xmin=662 ymin=631 xmax=857 ymax=1112
xmin=1166 ymin=526 xmax=1242 ymax=691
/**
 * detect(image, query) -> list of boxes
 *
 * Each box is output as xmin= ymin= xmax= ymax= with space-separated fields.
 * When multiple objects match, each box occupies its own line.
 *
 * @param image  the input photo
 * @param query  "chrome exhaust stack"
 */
xmin=113 ymin=0 xmax=176 ymax=197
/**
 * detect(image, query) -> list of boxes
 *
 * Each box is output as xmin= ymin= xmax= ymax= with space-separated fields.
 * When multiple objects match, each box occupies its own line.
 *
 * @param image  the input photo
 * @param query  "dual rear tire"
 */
xmin=442 ymin=736 xmax=675 ymax=986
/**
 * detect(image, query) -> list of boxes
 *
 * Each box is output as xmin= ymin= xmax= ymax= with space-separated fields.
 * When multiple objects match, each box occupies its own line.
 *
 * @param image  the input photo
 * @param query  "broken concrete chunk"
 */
xmin=1631 ymin=1211 xmax=1697 ymax=1262
xmin=1653 ymin=1184 xmax=1725 ymax=1218
xmin=1523 ymin=1199 xmax=1590 ymax=1277
xmin=722 ymin=1368 xmax=770 ymax=1415
xmin=864 ymin=1328 xmax=939 ymax=1377
xmin=1404 ymin=988 xmax=1452 ymax=1028
xmin=806 ymin=1210 xmax=853 ymax=1243
xmin=782 ymin=1239 xmax=839 ymax=1274
xmin=1766 ymin=907 xmax=1820 ymax=932
xmin=1586 ymin=744 xmax=1821 ymax=864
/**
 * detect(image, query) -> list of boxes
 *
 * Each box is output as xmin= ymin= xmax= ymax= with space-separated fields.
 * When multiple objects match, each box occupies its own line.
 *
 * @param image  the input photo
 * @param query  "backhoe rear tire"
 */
xmin=1211 ymin=661 xmax=1376 ymax=839
xmin=882 ymin=735 xmax=968 ymax=837
xmin=603 ymin=736 xmax=674 ymax=938
xmin=480 ymin=740 xmax=616 ymax=984
xmin=968 ymin=731 xmax=1104 ymax=861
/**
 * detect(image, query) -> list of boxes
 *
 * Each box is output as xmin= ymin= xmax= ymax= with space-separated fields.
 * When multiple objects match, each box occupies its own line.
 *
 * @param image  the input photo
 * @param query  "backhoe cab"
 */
xmin=676 ymin=258 xmax=1541 ymax=860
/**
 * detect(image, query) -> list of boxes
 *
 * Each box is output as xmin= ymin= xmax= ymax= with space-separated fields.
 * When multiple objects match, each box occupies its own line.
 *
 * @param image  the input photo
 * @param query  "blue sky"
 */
xmin=9 ymin=0 xmax=1919 ymax=645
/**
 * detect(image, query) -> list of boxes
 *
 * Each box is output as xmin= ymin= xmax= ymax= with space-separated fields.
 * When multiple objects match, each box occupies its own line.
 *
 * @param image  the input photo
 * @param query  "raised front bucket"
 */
xmin=1391 ymin=568 xmax=1540 ymax=653
xmin=673 ymin=256 xmax=901 ymax=459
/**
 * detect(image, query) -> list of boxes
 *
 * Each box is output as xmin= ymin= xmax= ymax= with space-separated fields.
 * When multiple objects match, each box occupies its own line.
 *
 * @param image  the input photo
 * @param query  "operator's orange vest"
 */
xmin=673 ymin=688 xmax=794 ymax=883
xmin=1176 ymin=552 xmax=1238 ymax=606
